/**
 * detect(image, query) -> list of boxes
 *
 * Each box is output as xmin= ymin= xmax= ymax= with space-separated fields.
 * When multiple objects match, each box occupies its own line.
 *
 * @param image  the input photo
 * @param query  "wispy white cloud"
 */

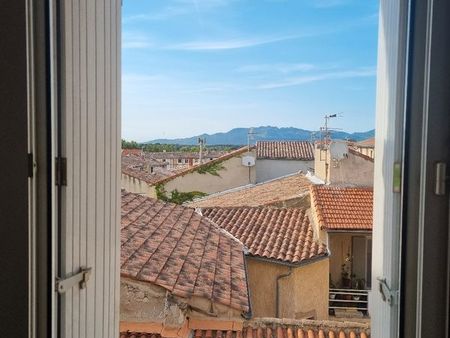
xmin=123 ymin=0 xmax=234 ymax=23
xmin=122 ymin=32 xmax=154 ymax=49
xmin=165 ymin=33 xmax=313 ymax=51
xmin=236 ymin=63 xmax=316 ymax=74
xmin=311 ymin=0 xmax=352 ymax=8
xmin=258 ymin=68 xmax=376 ymax=89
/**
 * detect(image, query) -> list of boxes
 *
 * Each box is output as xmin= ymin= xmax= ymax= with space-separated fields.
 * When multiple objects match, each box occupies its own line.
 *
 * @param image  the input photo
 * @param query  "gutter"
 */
xmin=276 ymin=267 xmax=293 ymax=318
xmin=241 ymin=251 xmax=253 ymax=320
xmin=246 ymin=253 xmax=329 ymax=268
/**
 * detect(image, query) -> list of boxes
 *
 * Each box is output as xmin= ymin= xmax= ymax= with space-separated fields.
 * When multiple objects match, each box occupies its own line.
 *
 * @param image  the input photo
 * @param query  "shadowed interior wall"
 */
xmin=0 ymin=1 xmax=29 ymax=335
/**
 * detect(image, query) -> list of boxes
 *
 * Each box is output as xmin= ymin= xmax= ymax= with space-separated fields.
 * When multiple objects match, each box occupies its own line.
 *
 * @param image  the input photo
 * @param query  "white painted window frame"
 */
xmin=370 ymin=0 xmax=410 ymax=336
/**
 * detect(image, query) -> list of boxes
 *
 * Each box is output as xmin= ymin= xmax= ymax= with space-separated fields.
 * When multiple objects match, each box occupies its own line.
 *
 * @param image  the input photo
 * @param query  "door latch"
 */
xmin=56 ymin=267 xmax=92 ymax=294
xmin=377 ymin=277 xmax=398 ymax=306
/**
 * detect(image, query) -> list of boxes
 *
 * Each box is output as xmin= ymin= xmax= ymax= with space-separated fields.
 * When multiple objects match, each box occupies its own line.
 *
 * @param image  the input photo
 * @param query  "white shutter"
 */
xmin=371 ymin=0 xmax=409 ymax=336
xmin=58 ymin=0 xmax=121 ymax=337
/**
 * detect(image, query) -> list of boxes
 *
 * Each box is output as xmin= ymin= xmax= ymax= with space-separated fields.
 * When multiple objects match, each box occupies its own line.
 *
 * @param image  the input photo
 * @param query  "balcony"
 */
xmin=329 ymin=288 xmax=369 ymax=317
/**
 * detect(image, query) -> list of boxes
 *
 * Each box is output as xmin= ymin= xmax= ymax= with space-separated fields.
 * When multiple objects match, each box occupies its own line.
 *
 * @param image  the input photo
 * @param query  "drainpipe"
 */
xmin=276 ymin=267 xmax=293 ymax=318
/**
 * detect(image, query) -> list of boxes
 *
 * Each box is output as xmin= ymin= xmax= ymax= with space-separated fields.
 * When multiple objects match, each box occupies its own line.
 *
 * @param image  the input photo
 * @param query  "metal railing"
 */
xmin=329 ymin=288 xmax=369 ymax=315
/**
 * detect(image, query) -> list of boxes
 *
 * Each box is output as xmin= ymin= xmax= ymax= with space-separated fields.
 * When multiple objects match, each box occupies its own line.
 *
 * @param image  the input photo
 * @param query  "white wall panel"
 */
xmin=59 ymin=1 xmax=121 ymax=337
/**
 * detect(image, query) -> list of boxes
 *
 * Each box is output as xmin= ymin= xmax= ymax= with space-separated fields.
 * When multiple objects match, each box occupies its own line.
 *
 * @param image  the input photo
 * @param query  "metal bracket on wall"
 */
xmin=56 ymin=267 xmax=92 ymax=294
xmin=377 ymin=277 xmax=399 ymax=306
xmin=435 ymin=162 xmax=448 ymax=195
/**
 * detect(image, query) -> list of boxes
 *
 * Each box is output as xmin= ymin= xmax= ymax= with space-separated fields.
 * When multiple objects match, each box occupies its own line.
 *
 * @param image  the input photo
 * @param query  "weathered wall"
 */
xmin=329 ymin=152 xmax=374 ymax=186
xmin=279 ymin=259 xmax=329 ymax=320
xmin=255 ymin=160 xmax=313 ymax=183
xmin=163 ymin=155 xmax=256 ymax=195
xmin=246 ymin=258 xmax=329 ymax=320
xmin=121 ymin=173 xmax=156 ymax=198
xmin=314 ymin=147 xmax=373 ymax=186
xmin=314 ymin=147 xmax=329 ymax=183
xmin=120 ymin=278 xmax=243 ymax=326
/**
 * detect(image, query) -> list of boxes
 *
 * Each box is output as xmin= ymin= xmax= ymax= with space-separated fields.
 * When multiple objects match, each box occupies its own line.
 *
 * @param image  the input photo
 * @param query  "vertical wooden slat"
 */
xmin=95 ymin=0 xmax=106 ymax=336
xmin=61 ymin=0 xmax=73 ymax=336
xmin=59 ymin=0 xmax=120 ymax=337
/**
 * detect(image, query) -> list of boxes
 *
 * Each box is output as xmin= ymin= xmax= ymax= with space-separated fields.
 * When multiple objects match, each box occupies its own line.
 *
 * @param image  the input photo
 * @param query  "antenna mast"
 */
xmin=198 ymin=137 xmax=206 ymax=164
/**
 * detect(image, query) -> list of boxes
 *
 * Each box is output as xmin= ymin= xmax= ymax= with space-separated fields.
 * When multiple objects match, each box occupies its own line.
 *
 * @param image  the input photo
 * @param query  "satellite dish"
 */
xmin=242 ymin=155 xmax=255 ymax=167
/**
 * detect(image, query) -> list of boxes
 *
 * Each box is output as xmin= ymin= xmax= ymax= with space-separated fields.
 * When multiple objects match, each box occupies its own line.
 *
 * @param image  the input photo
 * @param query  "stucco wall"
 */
xmin=121 ymin=173 xmax=157 ymax=198
xmin=255 ymin=159 xmax=313 ymax=183
xmin=120 ymin=277 xmax=243 ymax=325
xmin=163 ymin=155 xmax=256 ymax=195
xmin=246 ymin=258 xmax=329 ymax=320
xmin=329 ymin=152 xmax=374 ymax=186
xmin=314 ymin=147 xmax=373 ymax=186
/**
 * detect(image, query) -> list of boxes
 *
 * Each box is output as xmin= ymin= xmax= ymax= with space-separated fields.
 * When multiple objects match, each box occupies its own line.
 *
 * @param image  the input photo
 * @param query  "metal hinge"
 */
xmin=377 ymin=277 xmax=399 ymax=306
xmin=56 ymin=267 xmax=92 ymax=294
xmin=55 ymin=156 xmax=67 ymax=186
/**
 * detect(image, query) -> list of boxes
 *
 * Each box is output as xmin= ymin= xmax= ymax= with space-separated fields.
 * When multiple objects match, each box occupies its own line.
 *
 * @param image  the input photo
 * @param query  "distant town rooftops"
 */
xmin=121 ymin=191 xmax=250 ymax=312
xmin=356 ymin=137 xmax=375 ymax=148
xmin=201 ymin=206 xmax=328 ymax=265
xmin=310 ymin=185 xmax=373 ymax=231
xmin=256 ymin=141 xmax=314 ymax=160
xmin=153 ymin=146 xmax=252 ymax=186
xmin=187 ymin=173 xmax=312 ymax=208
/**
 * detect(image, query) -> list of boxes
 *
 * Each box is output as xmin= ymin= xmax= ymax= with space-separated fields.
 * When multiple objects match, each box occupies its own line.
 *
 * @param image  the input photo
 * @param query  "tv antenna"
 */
xmin=319 ymin=113 xmax=343 ymax=148
xmin=247 ymin=128 xmax=260 ymax=151
xmin=198 ymin=137 xmax=206 ymax=164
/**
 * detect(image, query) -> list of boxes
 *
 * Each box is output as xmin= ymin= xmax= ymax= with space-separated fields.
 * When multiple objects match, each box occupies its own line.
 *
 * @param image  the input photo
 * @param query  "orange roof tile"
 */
xmin=309 ymin=185 xmax=373 ymax=231
xmin=356 ymin=138 xmax=375 ymax=148
xmin=121 ymin=191 xmax=250 ymax=312
xmin=256 ymin=141 xmax=314 ymax=160
xmin=121 ymin=319 xmax=370 ymax=338
xmin=201 ymin=207 xmax=328 ymax=265
xmin=187 ymin=173 xmax=312 ymax=208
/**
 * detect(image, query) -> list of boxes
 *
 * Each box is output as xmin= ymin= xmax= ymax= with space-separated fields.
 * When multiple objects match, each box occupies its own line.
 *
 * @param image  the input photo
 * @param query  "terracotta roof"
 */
xmin=310 ymin=185 xmax=373 ymax=231
xmin=356 ymin=138 xmax=375 ymax=148
xmin=348 ymin=148 xmax=374 ymax=163
xmin=192 ymin=319 xmax=370 ymax=338
xmin=121 ymin=191 xmax=250 ymax=312
xmin=120 ymin=333 xmax=160 ymax=338
xmin=201 ymin=207 xmax=328 ymax=265
xmin=145 ymin=151 xmax=227 ymax=160
xmin=122 ymin=148 xmax=143 ymax=156
xmin=123 ymin=318 xmax=370 ymax=338
xmin=121 ymin=154 xmax=181 ymax=184
xmin=187 ymin=173 xmax=312 ymax=208
xmin=153 ymin=146 xmax=252 ymax=186
xmin=256 ymin=141 xmax=314 ymax=160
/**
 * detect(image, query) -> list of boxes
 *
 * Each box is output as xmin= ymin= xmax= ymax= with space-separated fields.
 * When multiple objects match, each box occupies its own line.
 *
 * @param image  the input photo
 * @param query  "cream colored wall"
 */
xmin=313 ymin=147 xmax=373 ymax=186
xmin=329 ymin=151 xmax=373 ymax=186
xmin=246 ymin=258 xmax=329 ymax=320
xmin=314 ymin=147 xmax=329 ymax=183
xmin=279 ymin=259 xmax=329 ymax=320
xmin=121 ymin=173 xmax=157 ymax=198
xmin=163 ymin=155 xmax=256 ymax=195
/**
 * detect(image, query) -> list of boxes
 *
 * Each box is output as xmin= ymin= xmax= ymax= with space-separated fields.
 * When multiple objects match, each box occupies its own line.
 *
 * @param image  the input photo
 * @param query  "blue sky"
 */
xmin=122 ymin=0 xmax=379 ymax=142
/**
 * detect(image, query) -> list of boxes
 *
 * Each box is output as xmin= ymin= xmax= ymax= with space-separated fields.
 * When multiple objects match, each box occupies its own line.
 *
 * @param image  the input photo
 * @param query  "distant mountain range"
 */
xmin=145 ymin=126 xmax=375 ymax=146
